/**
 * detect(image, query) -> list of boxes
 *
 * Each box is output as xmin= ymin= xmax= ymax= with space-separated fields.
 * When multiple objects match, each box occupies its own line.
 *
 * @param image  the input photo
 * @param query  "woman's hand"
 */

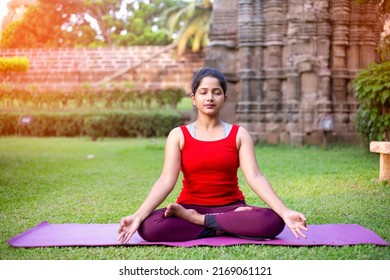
xmin=117 ymin=215 xmax=142 ymax=244
xmin=282 ymin=210 xmax=308 ymax=239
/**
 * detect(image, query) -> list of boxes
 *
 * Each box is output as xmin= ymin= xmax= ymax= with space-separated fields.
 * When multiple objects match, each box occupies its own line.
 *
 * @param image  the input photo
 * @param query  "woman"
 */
xmin=117 ymin=67 xmax=308 ymax=243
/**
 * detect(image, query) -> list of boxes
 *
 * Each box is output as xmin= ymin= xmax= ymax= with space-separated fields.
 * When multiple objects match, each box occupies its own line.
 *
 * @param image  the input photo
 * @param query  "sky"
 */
xmin=0 ymin=0 xmax=11 ymax=25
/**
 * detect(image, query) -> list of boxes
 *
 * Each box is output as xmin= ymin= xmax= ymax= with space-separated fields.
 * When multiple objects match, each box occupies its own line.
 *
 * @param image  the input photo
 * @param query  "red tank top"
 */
xmin=176 ymin=124 xmax=245 ymax=206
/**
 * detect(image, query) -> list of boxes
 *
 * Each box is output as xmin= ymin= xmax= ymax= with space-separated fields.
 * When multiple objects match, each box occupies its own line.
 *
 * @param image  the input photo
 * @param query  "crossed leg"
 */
xmin=164 ymin=203 xmax=205 ymax=226
xmin=138 ymin=202 xmax=285 ymax=242
xmin=164 ymin=203 xmax=253 ymax=224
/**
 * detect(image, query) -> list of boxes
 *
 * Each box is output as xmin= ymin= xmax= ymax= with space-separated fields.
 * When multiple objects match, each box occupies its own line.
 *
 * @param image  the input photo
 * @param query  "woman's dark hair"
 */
xmin=191 ymin=67 xmax=227 ymax=95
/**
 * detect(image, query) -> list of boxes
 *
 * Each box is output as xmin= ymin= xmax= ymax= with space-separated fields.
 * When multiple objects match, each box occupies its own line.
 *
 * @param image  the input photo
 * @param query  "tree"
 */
xmin=73 ymin=0 xmax=124 ymax=46
xmin=1 ymin=0 xmax=177 ymax=48
xmin=1 ymin=0 xmax=95 ymax=48
xmin=109 ymin=0 xmax=174 ymax=46
xmin=161 ymin=0 xmax=212 ymax=56
xmin=353 ymin=61 xmax=390 ymax=143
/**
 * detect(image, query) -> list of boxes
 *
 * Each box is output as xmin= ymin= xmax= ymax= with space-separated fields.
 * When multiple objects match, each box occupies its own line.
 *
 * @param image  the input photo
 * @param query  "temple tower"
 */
xmin=207 ymin=0 xmax=383 ymax=145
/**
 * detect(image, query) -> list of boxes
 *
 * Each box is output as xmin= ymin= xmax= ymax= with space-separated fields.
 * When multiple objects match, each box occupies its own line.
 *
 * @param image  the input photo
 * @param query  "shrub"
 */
xmin=0 ymin=111 xmax=183 ymax=140
xmin=156 ymin=88 xmax=185 ymax=108
xmin=0 ymin=57 xmax=29 ymax=81
xmin=0 ymin=84 xmax=185 ymax=110
xmin=353 ymin=61 xmax=390 ymax=144
xmin=0 ymin=113 xmax=18 ymax=135
xmin=83 ymin=112 xmax=183 ymax=140
xmin=84 ymin=115 xmax=109 ymax=141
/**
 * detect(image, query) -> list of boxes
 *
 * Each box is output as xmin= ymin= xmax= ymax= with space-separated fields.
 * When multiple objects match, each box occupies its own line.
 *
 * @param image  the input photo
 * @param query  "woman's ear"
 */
xmin=191 ymin=93 xmax=196 ymax=105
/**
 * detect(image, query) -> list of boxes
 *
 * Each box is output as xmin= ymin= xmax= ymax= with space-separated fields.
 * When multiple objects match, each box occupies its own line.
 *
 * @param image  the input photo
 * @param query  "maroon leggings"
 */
xmin=137 ymin=201 xmax=285 ymax=242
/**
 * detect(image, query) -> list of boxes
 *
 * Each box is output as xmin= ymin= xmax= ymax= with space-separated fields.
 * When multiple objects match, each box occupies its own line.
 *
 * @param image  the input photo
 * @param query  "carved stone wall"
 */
xmin=207 ymin=0 xmax=383 ymax=145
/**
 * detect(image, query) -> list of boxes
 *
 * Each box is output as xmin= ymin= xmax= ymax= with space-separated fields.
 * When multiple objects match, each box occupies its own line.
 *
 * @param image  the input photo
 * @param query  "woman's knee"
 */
xmin=137 ymin=209 xmax=167 ymax=242
xmin=215 ymin=207 xmax=285 ymax=238
xmin=261 ymin=208 xmax=285 ymax=237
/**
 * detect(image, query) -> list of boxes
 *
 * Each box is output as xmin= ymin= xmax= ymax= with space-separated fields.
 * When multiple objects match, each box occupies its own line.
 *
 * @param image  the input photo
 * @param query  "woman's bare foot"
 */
xmin=164 ymin=203 xmax=205 ymax=226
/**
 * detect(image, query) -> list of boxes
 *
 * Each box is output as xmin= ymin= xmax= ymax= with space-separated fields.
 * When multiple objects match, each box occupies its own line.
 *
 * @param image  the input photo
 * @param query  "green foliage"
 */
xmin=162 ymin=0 xmax=212 ymax=56
xmin=83 ymin=112 xmax=183 ymax=140
xmin=0 ymin=81 xmax=187 ymax=140
xmin=0 ymin=111 xmax=183 ymax=140
xmin=0 ymin=84 xmax=185 ymax=111
xmin=79 ymin=0 xmax=129 ymax=46
xmin=110 ymin=0 xmax=174 ymax=46
xmin=156 ymin=89 xmax=186 ymax=108
xmin=0 ymin=20 xmax=24 ymax=48
xmin=0 ymin=1 xmax=91 ymax=48
xmin=0 ymin=57 xmax=29 ymax=81
xmin=353 ymin=61 xmax=390 ymax=144
xmin=0 ymin=113 xmax=18 ymax=135
xmin=83 ymin=115 xmax=109 ymax=140
xmin=0 ymin=0 xmax=177 ymax=48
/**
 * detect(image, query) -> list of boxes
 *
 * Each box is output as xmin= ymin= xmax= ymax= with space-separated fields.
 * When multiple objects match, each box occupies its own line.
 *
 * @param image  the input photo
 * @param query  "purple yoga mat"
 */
xmin=7 ymin=221 xmax=388 ymax=248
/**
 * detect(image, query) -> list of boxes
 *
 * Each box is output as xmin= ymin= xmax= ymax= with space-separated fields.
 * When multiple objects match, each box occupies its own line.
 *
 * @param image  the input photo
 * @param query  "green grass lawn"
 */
xmin=0 ymin=137 xmax=389 ymax=260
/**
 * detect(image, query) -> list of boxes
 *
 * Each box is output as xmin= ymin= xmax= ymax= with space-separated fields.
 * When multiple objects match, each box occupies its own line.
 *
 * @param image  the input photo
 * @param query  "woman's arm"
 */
xmin=237 ymin=127 xmax=308 ymax=238
xmin=117 ymin=127 xmax=183 ymax=243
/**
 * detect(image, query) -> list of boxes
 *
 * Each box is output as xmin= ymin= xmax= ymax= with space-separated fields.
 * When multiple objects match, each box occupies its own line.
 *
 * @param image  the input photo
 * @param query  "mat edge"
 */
xmin=7 ymin=221 xmax=50 ymax=247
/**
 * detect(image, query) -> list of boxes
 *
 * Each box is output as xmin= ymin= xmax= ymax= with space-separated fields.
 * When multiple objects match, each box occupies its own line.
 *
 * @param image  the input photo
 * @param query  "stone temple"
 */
xmin=205 ymin=0 xmax=383 ymax=145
